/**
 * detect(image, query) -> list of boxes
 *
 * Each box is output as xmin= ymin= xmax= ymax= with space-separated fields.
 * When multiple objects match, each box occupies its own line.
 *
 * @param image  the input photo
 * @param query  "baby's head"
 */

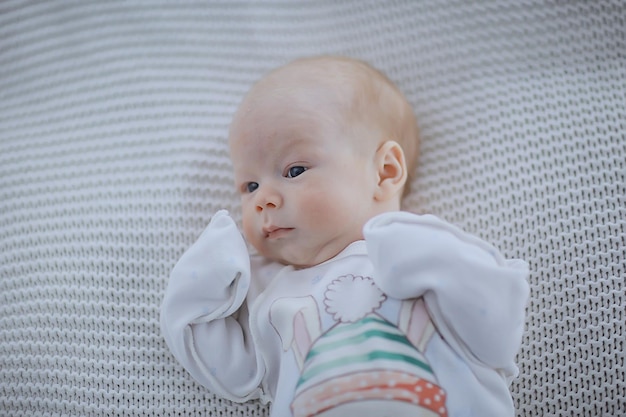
xmin=228 ymin=56 xmax=419 ymax=268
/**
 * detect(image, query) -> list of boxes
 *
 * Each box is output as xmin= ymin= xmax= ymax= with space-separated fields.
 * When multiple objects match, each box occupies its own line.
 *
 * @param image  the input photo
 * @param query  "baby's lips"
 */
xmin=263 ymin=226 xmax=294 ymax=239
xmin=262 ymin=225 xmax=279 ymax=236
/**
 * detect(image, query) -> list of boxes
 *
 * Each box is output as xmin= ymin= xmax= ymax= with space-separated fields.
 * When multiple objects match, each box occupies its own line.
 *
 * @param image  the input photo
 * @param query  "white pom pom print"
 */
xmin=324 ymin=275 xmax=386 ymax=323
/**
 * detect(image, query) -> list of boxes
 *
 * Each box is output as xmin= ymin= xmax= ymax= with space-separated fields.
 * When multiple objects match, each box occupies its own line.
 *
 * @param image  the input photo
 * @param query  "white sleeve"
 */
xmin=363 ymin=211 xmax=529 ymax=378
xmin=160 ymin=210 xmax=264 ymax=402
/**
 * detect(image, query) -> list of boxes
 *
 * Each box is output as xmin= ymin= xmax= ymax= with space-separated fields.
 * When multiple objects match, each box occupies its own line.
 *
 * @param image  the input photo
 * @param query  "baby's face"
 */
xmin=229 ymin=87 xmax=379 ymax=268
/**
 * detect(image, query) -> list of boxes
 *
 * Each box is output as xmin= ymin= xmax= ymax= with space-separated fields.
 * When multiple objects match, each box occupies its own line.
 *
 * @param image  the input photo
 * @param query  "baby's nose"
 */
xmin=255 ymin=187 xmax=282 ymax=212
xmin=256 ymin=201 xmax=277 ymax=213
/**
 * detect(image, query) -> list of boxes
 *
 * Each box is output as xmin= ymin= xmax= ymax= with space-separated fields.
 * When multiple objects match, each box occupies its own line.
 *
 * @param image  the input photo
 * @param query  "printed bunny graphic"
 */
xmin=270 ymin=275 xmax=448 ymax=417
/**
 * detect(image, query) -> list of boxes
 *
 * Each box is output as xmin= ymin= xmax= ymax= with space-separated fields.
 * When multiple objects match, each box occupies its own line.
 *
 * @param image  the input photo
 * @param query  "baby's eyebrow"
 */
xmin=278 ymin=138 xmax=323 ymax=159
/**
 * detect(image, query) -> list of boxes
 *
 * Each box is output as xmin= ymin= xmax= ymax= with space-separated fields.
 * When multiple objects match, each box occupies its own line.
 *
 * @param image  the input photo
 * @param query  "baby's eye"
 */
xmin=245 ymin=182 xmax=259 ymax=193
xmin=286 ymin=166 xmax=307 ymax=178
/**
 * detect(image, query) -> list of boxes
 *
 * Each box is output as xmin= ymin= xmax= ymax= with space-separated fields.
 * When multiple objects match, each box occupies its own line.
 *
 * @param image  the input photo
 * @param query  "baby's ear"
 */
xmin=373 ymin=140 xmax=407 ymax=202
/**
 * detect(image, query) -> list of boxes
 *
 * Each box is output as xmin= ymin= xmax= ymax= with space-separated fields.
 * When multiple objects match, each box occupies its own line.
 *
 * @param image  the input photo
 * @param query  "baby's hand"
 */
xmin=195 ymin=210 xmax=250 ymax=288
xmin=206 ymin=209 xmax=235 ymax=229
xmin=163 ymin=209 xmax=251 ymax=323
xmin=160 ymin=211 xmax=256 ymax=394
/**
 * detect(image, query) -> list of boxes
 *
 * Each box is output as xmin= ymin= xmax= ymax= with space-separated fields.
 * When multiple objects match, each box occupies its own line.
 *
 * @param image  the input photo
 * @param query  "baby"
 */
xmin=161 ymin=56 xmax=529 ymax=417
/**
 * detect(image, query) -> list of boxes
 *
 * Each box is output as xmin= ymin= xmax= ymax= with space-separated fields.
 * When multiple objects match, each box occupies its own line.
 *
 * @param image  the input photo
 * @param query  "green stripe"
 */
xmin=323 ymin=316 xmax=392 ymax=338
xmin=305 ymin=329 xmax=416 ymax=361
xmin=297 ymin=350 xmax=433 ymax=388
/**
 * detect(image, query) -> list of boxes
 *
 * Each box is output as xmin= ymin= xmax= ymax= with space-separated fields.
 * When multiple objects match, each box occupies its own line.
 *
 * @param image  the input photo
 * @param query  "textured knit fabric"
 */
xmin=161 ymin=210 xmax=529 ymax=417
xmin=0 ymin=1 xmax=624 ymax=416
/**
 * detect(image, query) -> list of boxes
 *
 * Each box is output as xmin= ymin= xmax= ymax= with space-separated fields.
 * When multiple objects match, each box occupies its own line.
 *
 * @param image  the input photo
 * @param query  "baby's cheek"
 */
xmin=241 ymin=219 xmax=258 ymax=247
xmin=299 ymin=190 xmax=331 ymax=225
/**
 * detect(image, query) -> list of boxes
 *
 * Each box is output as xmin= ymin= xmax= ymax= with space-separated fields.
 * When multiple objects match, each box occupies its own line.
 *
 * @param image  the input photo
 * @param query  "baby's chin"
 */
xmin=261 ymin=240 xmax=354 ymax=270
xmin=265 ymin=252 xmax=326 ymax=270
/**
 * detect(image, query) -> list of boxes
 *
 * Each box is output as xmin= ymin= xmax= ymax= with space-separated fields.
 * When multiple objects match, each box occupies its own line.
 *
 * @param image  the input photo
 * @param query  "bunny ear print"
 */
xmin=398 ymin=298 xmax=436 ymax=352
xmin=270 ymin=296 xmax=322 ymax=369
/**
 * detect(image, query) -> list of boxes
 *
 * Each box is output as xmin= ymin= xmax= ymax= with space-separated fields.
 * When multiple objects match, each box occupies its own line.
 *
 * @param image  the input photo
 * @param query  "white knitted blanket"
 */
xmin=1 ymin=1 xmax=624 ymax=416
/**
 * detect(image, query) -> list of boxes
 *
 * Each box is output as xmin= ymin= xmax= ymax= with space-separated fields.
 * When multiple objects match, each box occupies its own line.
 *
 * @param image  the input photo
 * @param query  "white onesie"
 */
xmin=160 ymin=210 xmax=529 ymax=417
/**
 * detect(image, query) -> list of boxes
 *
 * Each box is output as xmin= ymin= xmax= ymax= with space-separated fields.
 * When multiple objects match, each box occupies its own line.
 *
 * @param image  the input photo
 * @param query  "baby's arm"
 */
xmin=363 ymin=211 xmax=529 ymax=378
xmin=160 ymin=210 xmax=264 ymax=402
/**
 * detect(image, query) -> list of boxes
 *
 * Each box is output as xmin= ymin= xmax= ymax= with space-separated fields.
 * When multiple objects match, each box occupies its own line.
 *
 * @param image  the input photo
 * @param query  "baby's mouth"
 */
xmin=263 ymin=226 xmax=294 ymax=240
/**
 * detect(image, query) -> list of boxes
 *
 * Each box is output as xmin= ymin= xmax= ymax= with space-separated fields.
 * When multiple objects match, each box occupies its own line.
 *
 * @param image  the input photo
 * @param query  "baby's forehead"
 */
xmin=241 ymin=73 xmax=378 ymax=133
xmin=232 ymin=79 xmax=353 ymax=135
